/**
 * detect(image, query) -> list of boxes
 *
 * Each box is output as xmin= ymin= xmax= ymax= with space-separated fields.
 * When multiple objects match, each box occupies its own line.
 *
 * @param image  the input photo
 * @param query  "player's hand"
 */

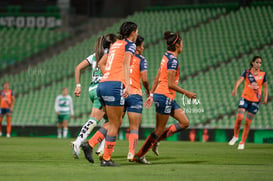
xmin=232 ymin=90 xmax=237 ymax=96
xmin=122 ymin=87 xmax=130 ymax=98
xmin=10 ymin=107 xmax=13 ymax=112
xmin=185 ymin=91 xmax=196 ymax=99
xmin=71 ymin=115 xmax=74 ymax=119
xmin=262 ymin=98 xmax=268 ymax=104
xmin=57 ymin=112 xmax=60 ymax=115
xmin=144 ymin=96 xmax=153 ymax=108
xmin=74 ymin=86 xmax=81 ymax=97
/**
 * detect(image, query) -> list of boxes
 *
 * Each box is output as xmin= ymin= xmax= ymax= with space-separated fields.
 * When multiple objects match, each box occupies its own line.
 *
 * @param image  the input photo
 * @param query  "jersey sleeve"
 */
xmin=54 ymin=96 xmax=60 ymax=112
xmin=263 ymin=73 xmax=267 ymax=83
xmin=140 ymin=57 xmax=148 ymax=72
xmin=167 ymin=58 xmax=178 ymax=71
xmin=241 ymin=70 xmax=246 ymax=78
xmin=125 ymin=42 xmax=136 ymax=55
xmin=85 ymin=53 xmax=95 ymax=65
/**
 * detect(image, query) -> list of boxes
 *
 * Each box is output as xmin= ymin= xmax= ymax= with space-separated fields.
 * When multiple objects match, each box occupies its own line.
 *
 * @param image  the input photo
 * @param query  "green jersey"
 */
xmin=55 ymin=95 xmax=74 ymax=115
xmin=86 ymin=53 xmax=103 ymax=86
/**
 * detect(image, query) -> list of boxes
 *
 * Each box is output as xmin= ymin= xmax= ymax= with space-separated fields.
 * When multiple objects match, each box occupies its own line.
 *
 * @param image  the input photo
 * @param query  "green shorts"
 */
xmin=89 ymin=84 xmax=102 ymax=109
xmin=57 ymin=114 xmax=70 ymax=123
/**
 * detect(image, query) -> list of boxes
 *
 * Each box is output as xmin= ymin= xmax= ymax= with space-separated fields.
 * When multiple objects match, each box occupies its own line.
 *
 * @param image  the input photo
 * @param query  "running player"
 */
xmin=71 ymin=34 xmax=117 ymax=159
xmin=133 ymin=31 xmax=196 ymax=164
xmin=124 ymin=35 xmax=150 ymax=161
xmin=55 ymin=88 xmax=74 ymax=138
xmin=0 ymin=82 xmax=15 ymax=138
xmin=81 ymin=21 xmax=138 ymax=166
xmin=228 ymin=56 xmax=268 ymax=150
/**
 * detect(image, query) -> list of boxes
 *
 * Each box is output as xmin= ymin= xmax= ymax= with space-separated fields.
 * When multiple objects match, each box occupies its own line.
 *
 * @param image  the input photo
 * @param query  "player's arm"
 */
xmin=168 ymin=70 xmax=196 ymax=99
xmin=98 ymin=54 xmax=108 ymax=75
xmin=144 ymin=69 xmax=160 ymax=108
xmin=122 ymin=53 xmax=132 ymax=98
xmin=10 ymin=95 xmax=15 ymax=112
xmin=55 ymin=96 xmax=60 ymax=115
xmin=232 ymin=76 xmax=244 ymax=96
xmin=141 ymin=70 xmax=150 ymax=97
xmin=74 ymin=60 xmax=90 ymax=97
xmin=262 ymin=82 xmax=268 ymax=104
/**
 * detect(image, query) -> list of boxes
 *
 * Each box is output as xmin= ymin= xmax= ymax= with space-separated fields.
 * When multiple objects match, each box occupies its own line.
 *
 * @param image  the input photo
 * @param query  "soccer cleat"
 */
xmin=238 ymin=143 xmax=245 ymax=150
xmin=81 ymin=142 xmax=94 ymax=163
xmin=228 ymin=136 xmax=238 ymax=145
xmin=58 ymin=134 xmax=62 ymax=139
xmin=127 ymin=152 xmax=134 ymax=162
xmin=6 ymin=134 xmax=10 ymax=138
xmin=101 ymin=159 xmax=119 ymax=167
xmin=133 ymin=156 xmax=151 ymax=164
xmin=152 ymin=142 xmax=160 ymax=156
xmin=71 ymin=141 xmax=80 ymax=159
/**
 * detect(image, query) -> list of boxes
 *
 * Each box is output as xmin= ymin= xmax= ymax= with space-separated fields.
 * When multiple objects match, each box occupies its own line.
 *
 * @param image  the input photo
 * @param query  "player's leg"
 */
xmin=127 ymin=112 xmax=141 ymax=161
xmin=63 ymin=120 xmax=68 ymax=138
xmin=134 ymin=112 xmax=169 ymax=163
xmin=126 ymin=95 xmax=142 ymax=161
xmin=238 ymin=100 xmax=259 ymax=150
xmin=71 ymin=107 xmax=104 ymax=159
xmin=229 ymin=108 xmax=245 ymax=145
xmin=6 ymin=111 xmax=12 ymax=138
xmin=229 ymin=98 xmax=247 ymax=145
xmin=0 ymin=110 xmax=3 ymax=136
xmin=101 ymin=105 xmax=123 ymax=166
xmin=57 ymin=116 xmax=63 ymax=139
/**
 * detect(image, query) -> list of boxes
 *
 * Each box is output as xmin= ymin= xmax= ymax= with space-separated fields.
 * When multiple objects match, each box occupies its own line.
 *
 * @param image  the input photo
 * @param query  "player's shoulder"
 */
xmin=86 ymin=53 xmax=96 ymax=64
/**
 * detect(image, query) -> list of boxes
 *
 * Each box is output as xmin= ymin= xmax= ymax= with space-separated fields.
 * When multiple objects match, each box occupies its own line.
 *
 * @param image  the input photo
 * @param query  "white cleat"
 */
xmin=133 ymin=156 xmax=151 ymax=164
xmin=71 ymin=141 xmax=80 ymax=159
xmin=6 ymin=134 xmax=10 ymax=138
xmin=238 ymin=143 xmax=245 ymax=150
xmin=228 ymin=137 xmax=238 ymax=145
xmin=127 ymin=152 xmax=134 ymax=162
xmin=152 ymin=142 xmax=160 ymax=156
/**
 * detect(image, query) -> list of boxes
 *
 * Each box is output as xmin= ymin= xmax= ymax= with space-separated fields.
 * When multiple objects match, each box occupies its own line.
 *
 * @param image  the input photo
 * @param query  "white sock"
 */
xmin=58 ymin=128 xmax=62 ymax=138
xmin=74 ymin=118 xmax=97 ymax=145
xmin=63 ymin=128 xmax=68 ymax=138
xmin=96 ymin=139 xmax=105 ymax=153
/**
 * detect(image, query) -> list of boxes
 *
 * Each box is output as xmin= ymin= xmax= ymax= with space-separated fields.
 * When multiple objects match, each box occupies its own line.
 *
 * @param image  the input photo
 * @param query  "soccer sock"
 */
xmin=234 ymin=113 xmax=244 ymax=138
xmin=128 ymin=130 xmax=139 ymax=155
xmin=75 ymin=118 xmax=98 ymax=145
xmin=6 ymin=116 xmax=11 ymax=135
xmin=88 ymin=127 xmax=107 ymax=148
xmin=103 ymin=135 xmax=116 ymax=161
xmin=57 ymin=128 xmax=62 ymax=138
xmin=0 ymin=117 xmax=3 ymax=133
xmin=158 ymin=123 xmax=183 ymax=142
xmin=135 ymin=132 xmax=159 ymax=157
xmin=63 ymin=128 xmax=68 ymax=138
xmin=240 ymin=118 xmax=252 ymax=144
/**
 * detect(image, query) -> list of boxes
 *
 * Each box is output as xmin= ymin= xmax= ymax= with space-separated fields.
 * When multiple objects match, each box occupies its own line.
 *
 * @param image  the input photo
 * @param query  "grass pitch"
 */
xmin=0 ymin=137 xmax=272 ymax=181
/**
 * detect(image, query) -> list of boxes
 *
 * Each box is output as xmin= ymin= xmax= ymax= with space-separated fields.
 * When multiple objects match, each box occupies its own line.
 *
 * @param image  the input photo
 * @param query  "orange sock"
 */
xmin=103 ymin=135 xmax=116 ymax=161
xmin=0 ymin=117 xmax=3 ymax=133
xmin=158 ymin=123 xmax=183 ymax=142
xmin=234 ymin=113 xmax=244 ymax=138
xmin=88 ymin=127 xmax=107 ymax=148
xmin=240 ymin=118 xmax=252 ymax=144
xmin=135 ymin=132 xmax=159 ymax=157
xmin=128 ymin=130 xmax=138 ymax=155
xmin=6 ymin=116 xmax=11 ymax=135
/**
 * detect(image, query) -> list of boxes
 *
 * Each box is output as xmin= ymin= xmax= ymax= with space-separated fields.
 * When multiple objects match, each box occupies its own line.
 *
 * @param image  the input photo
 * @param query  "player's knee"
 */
xmin=182 ymin=121 xmax=189 ymax=129
xmin=236 ymin=113 xmax=244 ymax=121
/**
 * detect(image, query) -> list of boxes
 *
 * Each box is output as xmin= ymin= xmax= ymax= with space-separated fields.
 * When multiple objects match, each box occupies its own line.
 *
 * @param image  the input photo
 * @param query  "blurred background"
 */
xmin=0 ymin=0 xmax=272 ymax=143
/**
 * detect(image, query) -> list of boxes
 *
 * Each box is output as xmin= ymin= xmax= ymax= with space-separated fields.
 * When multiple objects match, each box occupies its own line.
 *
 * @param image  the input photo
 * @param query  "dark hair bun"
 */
xmin=164 ymin=31 xmax=172 ymax=40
